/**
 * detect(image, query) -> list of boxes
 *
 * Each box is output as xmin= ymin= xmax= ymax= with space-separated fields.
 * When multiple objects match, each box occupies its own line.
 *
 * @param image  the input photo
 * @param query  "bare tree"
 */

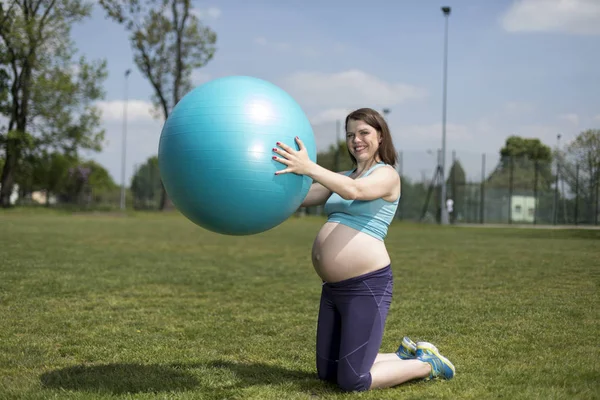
xmin=99 ymin=0 xmax=217 ymax=210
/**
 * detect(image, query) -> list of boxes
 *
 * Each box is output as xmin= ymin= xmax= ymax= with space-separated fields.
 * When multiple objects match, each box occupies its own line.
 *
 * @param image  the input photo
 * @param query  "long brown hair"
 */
xmin=345 ymin=108 xmax=398 ymax=167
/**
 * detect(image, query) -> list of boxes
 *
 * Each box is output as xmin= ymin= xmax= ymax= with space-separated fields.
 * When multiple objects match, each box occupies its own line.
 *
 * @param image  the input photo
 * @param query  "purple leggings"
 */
xmin=316 ymin=265 xmax=393 ymax=392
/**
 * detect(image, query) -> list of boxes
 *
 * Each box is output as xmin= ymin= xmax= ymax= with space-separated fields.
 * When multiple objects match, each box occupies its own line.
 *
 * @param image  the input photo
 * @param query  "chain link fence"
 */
xmin=389 ymin=149 xmax=599 ymax=225
xmin=11 ymin=148 xmax=597 ymax=226
xmin=304 ymin=149 xmax=599 ymax=226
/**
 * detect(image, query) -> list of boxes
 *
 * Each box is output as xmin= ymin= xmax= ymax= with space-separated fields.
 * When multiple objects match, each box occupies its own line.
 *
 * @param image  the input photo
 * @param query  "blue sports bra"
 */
xmin=323 ymin=162 xmax=400 ymax=241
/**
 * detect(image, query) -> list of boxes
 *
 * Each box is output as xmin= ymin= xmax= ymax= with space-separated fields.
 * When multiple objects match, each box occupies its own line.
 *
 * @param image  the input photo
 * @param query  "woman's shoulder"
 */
xmin=369 ymin=164 xmax=400 ymax=183
xmin=370 ymin=163 xmax=397 ymax=174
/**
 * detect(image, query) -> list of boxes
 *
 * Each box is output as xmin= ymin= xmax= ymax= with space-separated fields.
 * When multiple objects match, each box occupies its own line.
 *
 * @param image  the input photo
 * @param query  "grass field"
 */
xmin=1 ymin=209 xmax=599 ymax=399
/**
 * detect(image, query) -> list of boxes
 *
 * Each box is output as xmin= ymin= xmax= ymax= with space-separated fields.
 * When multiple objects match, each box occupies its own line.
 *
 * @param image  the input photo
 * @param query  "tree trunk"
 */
xmin=1 ymin=41 xmax=33 ymax=207
xmin=159 ymin=182 xmax=173 ymax=210
xmin=158 ymin=89 xmax=173 ymax=211
xmin=0 ymin=139 xmax=18 ymax=207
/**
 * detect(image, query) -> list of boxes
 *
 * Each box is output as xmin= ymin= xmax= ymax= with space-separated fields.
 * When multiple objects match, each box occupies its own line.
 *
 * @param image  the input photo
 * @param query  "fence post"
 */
xmin=553 ymin=158 xmax=559 ymax=225
xmin=397 ymin=151 xmax=403 ymax=220
xmin=334 ymin=120 xmax=341 ymax=172
xmin=508 ymin=156 xmax=514 ymax=224
xmin=533 ymin=160 xmax=538 ymax=225
xmin=451 ymin=150 xmax=456 ymax=223
xmin=574 ymin=163 xmax=579 ymax=225
xmin=594 ymin=168 xmax=600 ymax=225
xmin=480 ymin=153 xmax=485 ymax=224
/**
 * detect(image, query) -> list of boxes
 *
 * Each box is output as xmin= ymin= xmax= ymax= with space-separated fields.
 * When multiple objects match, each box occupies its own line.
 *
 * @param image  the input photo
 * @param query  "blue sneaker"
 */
xmin=416 ymin=341 xmax=455 ymax=380
xmin=395 ymin=337 xmax=417 ymax=359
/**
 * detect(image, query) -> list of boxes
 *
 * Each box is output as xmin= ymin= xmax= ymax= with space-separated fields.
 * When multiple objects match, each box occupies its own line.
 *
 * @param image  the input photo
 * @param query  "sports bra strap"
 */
xmin=346 ymin=162 xmax=386 ymax=178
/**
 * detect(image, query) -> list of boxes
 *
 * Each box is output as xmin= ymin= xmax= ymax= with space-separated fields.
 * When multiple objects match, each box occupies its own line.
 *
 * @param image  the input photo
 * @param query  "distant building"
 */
xmin=0 ymin=184 xmax=57 ymax=206
xmin=481 ymin=189 xmax=539 ymax=224
xmin=509 ymin=195 xmax=537 ymax=223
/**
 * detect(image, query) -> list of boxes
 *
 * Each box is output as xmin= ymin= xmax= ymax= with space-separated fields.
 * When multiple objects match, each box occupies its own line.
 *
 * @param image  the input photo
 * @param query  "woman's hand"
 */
xmin=273 ymin=136 xmax=314 ymax=176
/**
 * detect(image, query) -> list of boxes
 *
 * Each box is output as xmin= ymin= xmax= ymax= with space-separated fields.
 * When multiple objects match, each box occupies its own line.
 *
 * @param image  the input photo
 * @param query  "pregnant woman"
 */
xmin=273 ymin=107 xmax=455 ymax=392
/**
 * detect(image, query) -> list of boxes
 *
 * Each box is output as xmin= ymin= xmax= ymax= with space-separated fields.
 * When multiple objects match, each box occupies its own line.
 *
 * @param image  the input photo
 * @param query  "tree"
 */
xmin=30 ymin=151 xmax=76 ymax=205
xmin=487 ymin=136 xmax=554 ymax=191
xmin=99 ymin=0 xmax=217 ymax=210
xmin=500 ymin=135 xmax=553 ymax=161
xmin=558 ymin=129 xmax=600 ymax=222
xmin=58 ymin=159 xmax=116 ymax=205
xmin=0 ymin=44 xmax=8 ymax=121
xmin=0 ymin=0 xmax=107 ymax=207
xmin=446 ymin=159 xmax=466 ymax=222
xmin=447 ymin=159 xmax=466 ymax=189
xmin=314 ymin=140 xmax=354 ymax=173
xmin=130 ymin=155 xmax=162 ymax=209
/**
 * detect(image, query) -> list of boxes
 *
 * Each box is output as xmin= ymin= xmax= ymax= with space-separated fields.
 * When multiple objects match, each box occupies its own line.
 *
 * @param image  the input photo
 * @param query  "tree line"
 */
xmin=127 ymin=131 xmax=599 ymax=225
xmin=0 ymin=0 xmax=216 ymax=208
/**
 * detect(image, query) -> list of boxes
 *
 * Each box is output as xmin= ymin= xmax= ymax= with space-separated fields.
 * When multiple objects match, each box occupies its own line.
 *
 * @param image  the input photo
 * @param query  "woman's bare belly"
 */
xmin=311 ymin=221 xmax=391 ymax=283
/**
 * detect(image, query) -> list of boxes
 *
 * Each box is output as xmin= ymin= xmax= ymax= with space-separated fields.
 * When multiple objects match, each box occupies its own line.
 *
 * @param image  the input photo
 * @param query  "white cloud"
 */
xmin=559 ymin=113 xmax=579 ymax=125
xmin=89 ymin=99 xmax=164 ymax=182
xmin=86 ymin=100 xmax=164 ymax=183
xmin=253 ymin=36 xmax=345 ymax=59
xmin=501 ymin=0 xmax=600 ymax=35
xmin=191 ymin=6 xmax=221 ymax=20
xmin=191 ymin=70 xmax=211 ymax=86
xmin=309 ymin=108 xmax=352 ymax=125
xmin=254 ymin=36 xmax=267 ymax=46
xmin=279 ymin=69 xmax=428 ymax=110
xmin=593 ymin=114 xmax=600 ymax=121
xmin=396 ymin=123 xmax=472 ymax=144
xmin=96 ymin=99 xmax=157 ymax=123
xmin=253 ymin=36 xmax=291 ymax=51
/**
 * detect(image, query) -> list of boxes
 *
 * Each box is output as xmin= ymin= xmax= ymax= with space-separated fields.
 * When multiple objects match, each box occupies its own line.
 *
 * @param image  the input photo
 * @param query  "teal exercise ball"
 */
xmin=158 ymin=75 xmax=317 ymax=235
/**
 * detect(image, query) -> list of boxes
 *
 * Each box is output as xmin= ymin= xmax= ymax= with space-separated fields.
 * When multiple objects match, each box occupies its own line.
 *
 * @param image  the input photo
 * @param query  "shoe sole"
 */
xmin=402 ymin=338 xmax=417 ymax=350
xmin=416 ymin=341 xmax=439 ymax=353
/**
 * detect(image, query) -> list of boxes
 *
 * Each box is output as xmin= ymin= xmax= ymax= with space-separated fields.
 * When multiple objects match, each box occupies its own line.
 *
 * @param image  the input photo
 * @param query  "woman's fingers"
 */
xmin=275 ymin=167 xmax=292 ymax=176
xmin=276 ymin=140 xmax=296 ymax=153
xmin=272 ymin=155 xmax=290 ymax=165
xmin=273 ymin=145 xmax=292 ymax=158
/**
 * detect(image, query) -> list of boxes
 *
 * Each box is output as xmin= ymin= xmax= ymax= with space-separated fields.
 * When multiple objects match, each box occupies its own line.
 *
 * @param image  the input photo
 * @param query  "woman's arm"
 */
xmin=300 ymin=171 xmax=351 ymax=207
xmin=273 ymin=137 xmax=398 ymax=202
xmin=306 ymin=163 xmax=398 ymax=201
xmin=301 ymin=182 xmax=332 ymax=207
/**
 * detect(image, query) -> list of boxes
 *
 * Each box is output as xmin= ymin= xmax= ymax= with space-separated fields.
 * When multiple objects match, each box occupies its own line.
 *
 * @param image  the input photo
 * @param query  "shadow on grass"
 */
xmin=40 ymin=363 xmax=199 ymax=395
xmin=40 ymin=360 xmax=331 ymax=396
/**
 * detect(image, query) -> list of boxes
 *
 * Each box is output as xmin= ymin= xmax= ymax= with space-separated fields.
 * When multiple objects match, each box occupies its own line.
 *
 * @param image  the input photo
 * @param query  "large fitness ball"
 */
xmin=158 ymin=75 xmax=317 ymax=235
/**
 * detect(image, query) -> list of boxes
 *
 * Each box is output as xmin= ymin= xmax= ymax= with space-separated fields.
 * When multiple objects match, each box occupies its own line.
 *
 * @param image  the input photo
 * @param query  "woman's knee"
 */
xmin=316 ymin=358 xmax=337 ymax=384
xmin=317 ymin=368 xmax=336 ymax=384
xmin=337 ymin=371 xmax=371 ymax=392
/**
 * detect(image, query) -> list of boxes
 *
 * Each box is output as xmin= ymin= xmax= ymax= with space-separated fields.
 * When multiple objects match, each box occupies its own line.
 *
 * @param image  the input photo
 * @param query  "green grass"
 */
xmin=1 ymin=209 xmax=599 ymax=399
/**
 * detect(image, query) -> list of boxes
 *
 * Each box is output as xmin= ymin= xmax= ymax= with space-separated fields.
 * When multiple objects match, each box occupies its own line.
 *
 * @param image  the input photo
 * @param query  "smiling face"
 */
xmin=346 ymin=119 xmax=382 ymax=164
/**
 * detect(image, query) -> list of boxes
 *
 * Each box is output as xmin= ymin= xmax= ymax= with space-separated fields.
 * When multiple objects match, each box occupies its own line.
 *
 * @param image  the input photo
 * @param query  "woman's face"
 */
xmin=346 ymin=119 xmax=381 ymax=163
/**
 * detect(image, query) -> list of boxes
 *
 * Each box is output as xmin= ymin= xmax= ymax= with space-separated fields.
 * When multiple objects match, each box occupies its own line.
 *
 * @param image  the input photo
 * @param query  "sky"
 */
xmin=69 ymin=0 xmax=600 ymax=184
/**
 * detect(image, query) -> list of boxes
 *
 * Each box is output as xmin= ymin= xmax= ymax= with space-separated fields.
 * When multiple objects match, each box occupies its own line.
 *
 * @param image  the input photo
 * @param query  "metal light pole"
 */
xmin=439 ymin=6 xmax=451 ymax=225
xmin=335 ymin=119 xmax=341 ymax=172
xmin=120 ymin=69 xmax=131 ymax=211
xmin=553 ymin=133 xmax=561 ymax=224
